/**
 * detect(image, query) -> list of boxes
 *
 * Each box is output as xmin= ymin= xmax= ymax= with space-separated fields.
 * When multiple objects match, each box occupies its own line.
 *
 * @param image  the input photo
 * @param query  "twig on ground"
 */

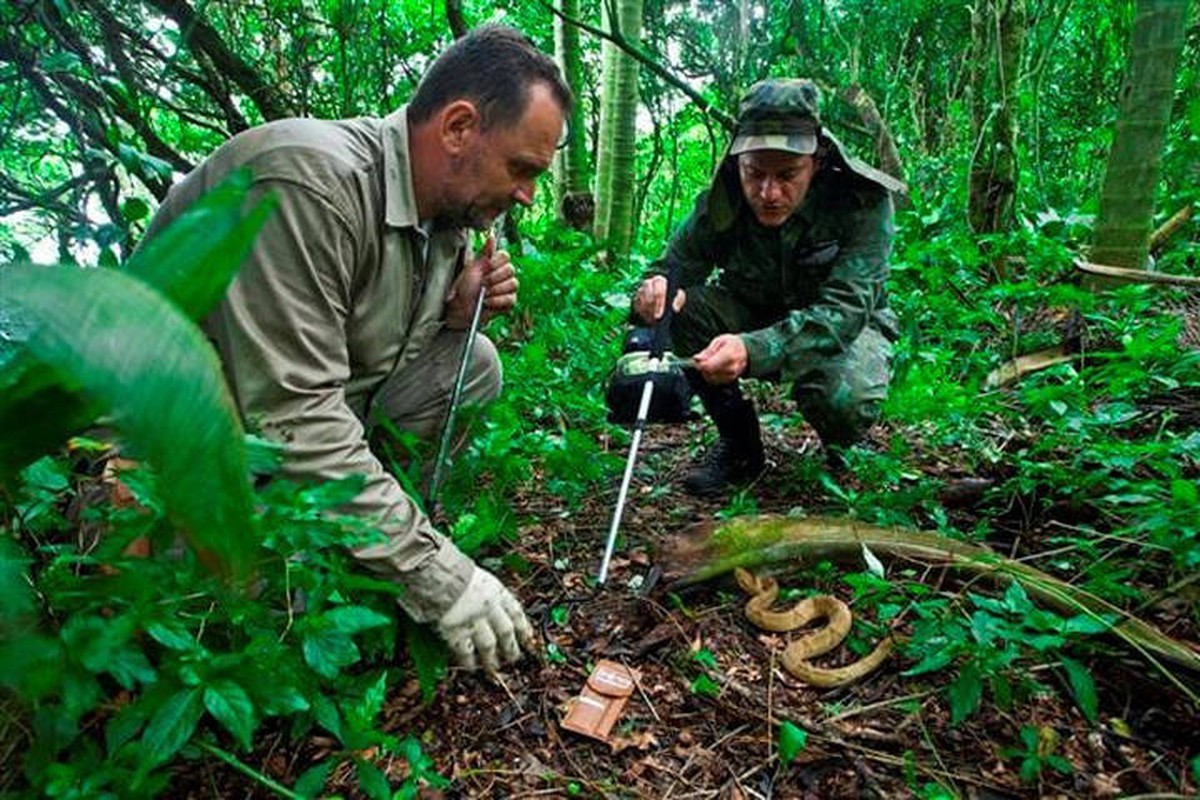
xmin=766 ymin=645 xmax=775 ymax=761
xmin=621 ymin=655 xmax=662 ymax=723
xmin=827 ymin=690 xmax=937 ymax=722
xmin=489 ymin=670 xmax=524 ymax=714
xmin=194 ymin=740 xmax=304 ymax=800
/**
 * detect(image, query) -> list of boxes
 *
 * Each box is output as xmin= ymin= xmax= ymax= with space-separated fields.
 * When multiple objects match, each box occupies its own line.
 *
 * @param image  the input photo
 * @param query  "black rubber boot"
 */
xmin=683 ymin=379 xmax=765 ymax=496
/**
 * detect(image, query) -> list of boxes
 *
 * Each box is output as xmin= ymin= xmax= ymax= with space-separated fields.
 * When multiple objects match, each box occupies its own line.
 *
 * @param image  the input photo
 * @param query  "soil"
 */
xmin=180 ymin=384 xmax=1200 ymax=799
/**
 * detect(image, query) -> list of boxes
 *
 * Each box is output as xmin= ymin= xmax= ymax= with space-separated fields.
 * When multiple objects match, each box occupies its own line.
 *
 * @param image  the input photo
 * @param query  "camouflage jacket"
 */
xmin=653 ymin=139 xmax=900 ymax=380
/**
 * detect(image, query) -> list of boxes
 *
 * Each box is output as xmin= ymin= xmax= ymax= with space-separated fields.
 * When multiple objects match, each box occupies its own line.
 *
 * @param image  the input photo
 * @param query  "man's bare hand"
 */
xmin=446 ymin=236 xmax=519 ymax=329
xmin=633 ymin=275 xmax=686 ymax=325
xmin=693 ymin=334 xmax=748 ymax=384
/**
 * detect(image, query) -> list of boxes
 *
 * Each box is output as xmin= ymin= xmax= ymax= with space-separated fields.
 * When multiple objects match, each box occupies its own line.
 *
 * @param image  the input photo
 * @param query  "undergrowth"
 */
xmin=2 ymin=196 xmax=1197 ymax=796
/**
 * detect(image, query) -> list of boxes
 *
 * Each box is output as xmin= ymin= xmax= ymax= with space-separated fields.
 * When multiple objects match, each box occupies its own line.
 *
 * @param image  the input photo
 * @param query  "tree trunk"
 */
xmin=553 ymin=0 xmax=594 ymax=231
xmin=1089 ymin=0 xmax=1191 ymax=287
xmin=967 ymin=0 xmax=1026 ymax=240
xmin=593 ymin=0 xmax=644 ymax=260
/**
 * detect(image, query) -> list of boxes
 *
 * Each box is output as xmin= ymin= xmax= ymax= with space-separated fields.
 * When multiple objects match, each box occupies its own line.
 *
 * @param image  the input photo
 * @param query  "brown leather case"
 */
xmin=560 ymin=660 xmax=638 ymax=743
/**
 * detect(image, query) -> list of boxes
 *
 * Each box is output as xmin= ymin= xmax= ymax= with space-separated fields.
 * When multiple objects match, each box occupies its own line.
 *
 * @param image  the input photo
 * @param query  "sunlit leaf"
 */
xmin=142 ymin=687 xmax=204 ymax=767
xmin=2 ymin=264 xmax=258 ymax=576
xmin=778 ymin=720 xmax=808 ymax=767
xmin=1060 ymin=657 xmax=1098 ymax=724
xmin=203 ymin=680 xmax=257 ymax=750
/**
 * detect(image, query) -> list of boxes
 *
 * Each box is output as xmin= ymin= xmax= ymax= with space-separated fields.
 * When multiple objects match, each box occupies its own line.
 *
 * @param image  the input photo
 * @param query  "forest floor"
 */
xmin=187 ymin=384 xmax=1200 ymax=799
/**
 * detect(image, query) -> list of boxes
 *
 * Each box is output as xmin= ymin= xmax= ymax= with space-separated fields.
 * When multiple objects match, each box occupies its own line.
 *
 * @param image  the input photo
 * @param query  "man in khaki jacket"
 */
xmin=142 ymin=26 xmax=570 ymax=672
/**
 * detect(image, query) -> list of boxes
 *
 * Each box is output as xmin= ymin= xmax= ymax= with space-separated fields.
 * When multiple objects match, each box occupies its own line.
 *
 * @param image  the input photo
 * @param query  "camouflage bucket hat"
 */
xmin=729 ymin=78 xmax=821 ymax=156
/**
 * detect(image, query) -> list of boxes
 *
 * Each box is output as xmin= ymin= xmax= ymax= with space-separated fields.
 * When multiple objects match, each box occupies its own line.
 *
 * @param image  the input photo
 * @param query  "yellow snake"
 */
xmin=734 ymin=567 xmax=892 ymax=687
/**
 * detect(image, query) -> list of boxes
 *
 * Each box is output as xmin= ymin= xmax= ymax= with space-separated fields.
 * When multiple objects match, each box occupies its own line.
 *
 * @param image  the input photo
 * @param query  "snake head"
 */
xmin=734 ymin=567 xmax=768 ymax=596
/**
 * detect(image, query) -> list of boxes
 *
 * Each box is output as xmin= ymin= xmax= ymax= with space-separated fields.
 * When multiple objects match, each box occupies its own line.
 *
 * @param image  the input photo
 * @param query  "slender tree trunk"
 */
xmin=553 ymin=0 xmax=594 ymax=231
xmin=1089 ymin=0 xmax=1190 ymax=286
xmin=967 ymin=0 xmax=1027 ymax=241
xmin=593 ymin=0 xmax=643 ymax=259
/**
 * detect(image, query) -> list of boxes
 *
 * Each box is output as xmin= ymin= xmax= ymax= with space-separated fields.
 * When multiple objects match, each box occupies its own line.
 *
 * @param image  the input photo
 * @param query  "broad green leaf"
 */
xmin=691 ymin=648 xmax=718 ymax=669
xmin=777 ymin=720 xmax=808 ymax=767
xmin=902 ymin=647 xmax=956 ymax=677
xmin=259 ymin=683 xmax=311 ymax=716
xmin=324 ymin=605 xmax=391 ymax=635
xmin=204 ymin=680 xmax=257 ymax=750
xmin=1 ymin=264 xmax=259 ymax=577
xmin=0 ymin=535 xmax=35 ymax=620
xmin=142 ymin=687 xmax=204 ymax=767
xmin=0 ymin=172 xmax=269 ymax=478
xmin=1001 ymin=581 xmax=1032 ymax=614
xmin=349 ymin=671 xmax=389 ymax=725
xmin=107 ymin=647 xmax=158 ymax=690
xmin=303 ymin=628 xmax=360 ymax=678
xmin=990 ymin=673 xmax=1013 ymax=711
xmin=405 ymin=622 xmax=447 ymax=703
xmin=124 ymin=169 xmax=275 ymax=320
xmin=1046 ymin=754 xmax=1074 ymax=775
xmin=948 ymin=663 xmax=983 ymax=725
xmin=1171 ymin=479 xmax=1198 ymax=508
xmin=146 ymin=621 xmax=200 ymax=652
xmin=1064 ymin=614 xmax=1114 ymax=636
xmin=355 ymin=758 xmax=392 ymax=800
xmin=106 ymin=697 xmax=153 ymax=755
xmin=689 ymin=673 xmax=721 ymax=698
xmin=122 ymin=197 xmax=151 ymax=223
xmin=295 ymin=759 xmax=333 ymax=799
xmin=311 ymin=693 xmax=346 ymax=744
xmin=1060 ymin=657 xmax=1098 ymax=724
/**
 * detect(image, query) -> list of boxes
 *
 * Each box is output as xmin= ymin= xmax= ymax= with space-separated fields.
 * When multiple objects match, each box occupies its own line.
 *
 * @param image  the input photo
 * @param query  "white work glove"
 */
xmin=435 ymin=565 xmax=536 ymax=672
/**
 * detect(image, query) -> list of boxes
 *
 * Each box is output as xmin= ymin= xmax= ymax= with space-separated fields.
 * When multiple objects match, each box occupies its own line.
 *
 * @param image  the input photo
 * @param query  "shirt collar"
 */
xmin=382 ymin=106 xmax=419 ymax=230
xmin=381 ymin=106 xmax=470 ymax=249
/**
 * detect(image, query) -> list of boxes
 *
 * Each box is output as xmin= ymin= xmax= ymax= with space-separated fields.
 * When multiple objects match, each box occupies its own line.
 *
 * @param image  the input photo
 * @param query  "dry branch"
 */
xmin=1077 ymin=260 xmax=1200 ymax=288
xmin=1150 ymin=205 xmax=1194 ymax=254
xmin=983 ymin=344 xmax=1077 ymax=390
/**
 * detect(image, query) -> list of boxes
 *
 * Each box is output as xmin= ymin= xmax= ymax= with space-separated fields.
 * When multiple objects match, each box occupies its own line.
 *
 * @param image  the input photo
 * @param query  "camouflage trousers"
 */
xmin=671 ymin=285 xmax=893 ymax=447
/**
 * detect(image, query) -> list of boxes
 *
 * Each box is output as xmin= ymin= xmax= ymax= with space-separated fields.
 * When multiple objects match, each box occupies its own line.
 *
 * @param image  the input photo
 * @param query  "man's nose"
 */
xmin=513 ymin=180 xmax=535 ymax=207
xmin=760 ymin=178 xmax=782 ymax=201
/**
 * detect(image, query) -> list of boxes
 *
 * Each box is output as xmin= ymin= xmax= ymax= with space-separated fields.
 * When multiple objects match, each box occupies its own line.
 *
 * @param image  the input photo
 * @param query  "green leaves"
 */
xmin=203 ymin=681 xmax=257 ymax=751
xmin=2 ymin=263 xmax=258 ymax=577
xmin=777 ymin=720 xmax=808 ymax=767
xmin=1059 ymin=657 xmax=1098 ymax=724
xmin=947 ymin=663 xmax=984 ymax=725
xmin=142 ymin=688 xmax=204 ymax=768
xmin=301 ymin=605 xmax=391 ymax=679
xmin=405 ymin=622 xmax=448 ymax=703
xmin=1 ymin=170 xmax=275 ymax=578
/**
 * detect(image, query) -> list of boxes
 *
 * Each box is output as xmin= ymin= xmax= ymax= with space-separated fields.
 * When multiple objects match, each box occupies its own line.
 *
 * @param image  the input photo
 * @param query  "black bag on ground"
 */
xmin=605 ymin=329 xmax=693 ymax=425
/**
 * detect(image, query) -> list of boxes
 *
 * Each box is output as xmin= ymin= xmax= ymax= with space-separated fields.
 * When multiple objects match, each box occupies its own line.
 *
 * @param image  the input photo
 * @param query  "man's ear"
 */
xmin=439 ymin=100 xmax=481 ymax=154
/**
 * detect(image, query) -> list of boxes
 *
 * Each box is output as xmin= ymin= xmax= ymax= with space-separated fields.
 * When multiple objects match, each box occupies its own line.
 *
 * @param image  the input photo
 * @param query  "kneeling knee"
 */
xmin=793 ymin=388 xmax=880 ymax=447
xmin=466 ymin=335 xmax=503 ymax=405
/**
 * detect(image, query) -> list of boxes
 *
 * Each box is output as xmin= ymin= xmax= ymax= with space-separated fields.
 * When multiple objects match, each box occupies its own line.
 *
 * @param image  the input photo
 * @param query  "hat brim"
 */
xmin=729 ymin=133 xmax=817 ymax=156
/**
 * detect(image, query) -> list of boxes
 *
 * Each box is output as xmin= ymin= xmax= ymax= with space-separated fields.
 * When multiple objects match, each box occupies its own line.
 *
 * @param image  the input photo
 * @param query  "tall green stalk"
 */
xmin=1089 ymin=0 xmax=1191 ymax=283
xmin=593 ymin=0 xmax=644 ymax=260
xmin=553 ymin=0 xmax=594 ymax=230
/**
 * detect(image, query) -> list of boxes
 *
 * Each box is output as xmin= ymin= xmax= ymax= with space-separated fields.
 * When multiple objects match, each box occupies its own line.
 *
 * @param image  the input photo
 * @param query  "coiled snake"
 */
xmin=735 ymin=567 xmax=892 ymax=687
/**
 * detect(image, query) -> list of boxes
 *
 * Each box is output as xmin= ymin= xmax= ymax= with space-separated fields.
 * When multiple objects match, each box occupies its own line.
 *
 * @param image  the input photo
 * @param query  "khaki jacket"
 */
xmin=142 ymin=108 xmax=474 ymax=621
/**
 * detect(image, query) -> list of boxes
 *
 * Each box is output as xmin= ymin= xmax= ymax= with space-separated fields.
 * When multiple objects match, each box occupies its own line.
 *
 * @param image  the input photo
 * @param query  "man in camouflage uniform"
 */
xmin=633 ymin=79 xmax=903 ymax=496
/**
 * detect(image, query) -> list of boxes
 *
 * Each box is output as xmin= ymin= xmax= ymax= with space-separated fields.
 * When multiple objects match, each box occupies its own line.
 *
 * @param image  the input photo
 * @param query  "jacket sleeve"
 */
xmin=205 ymin=179 xmax=473 ymax=623
xmin=741 ymin=191 xmax=894 ymax=378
